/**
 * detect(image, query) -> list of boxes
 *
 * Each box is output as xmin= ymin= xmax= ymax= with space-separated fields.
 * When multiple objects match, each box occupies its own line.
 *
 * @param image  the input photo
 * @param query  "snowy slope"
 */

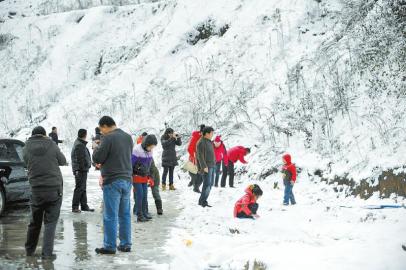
xmin=0 ymin=1 xmax=405 ymax=184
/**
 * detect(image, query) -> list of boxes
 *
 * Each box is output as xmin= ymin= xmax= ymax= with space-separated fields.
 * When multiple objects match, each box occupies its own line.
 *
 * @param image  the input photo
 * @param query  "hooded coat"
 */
xmin=23 ymin=135 xmax=67 ymax=191
xmin=234 ymin=186 xmax=257 ymax=217
xmin=187 ymin=131 xmax=201 ymax=163
xmin=282 ymin=153 xmax=297 ymax=183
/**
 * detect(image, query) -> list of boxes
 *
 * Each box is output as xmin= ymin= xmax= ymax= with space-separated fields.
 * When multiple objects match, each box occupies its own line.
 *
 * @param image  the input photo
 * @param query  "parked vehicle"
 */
xmin=0 ymin=139 xmax=30 ymax=216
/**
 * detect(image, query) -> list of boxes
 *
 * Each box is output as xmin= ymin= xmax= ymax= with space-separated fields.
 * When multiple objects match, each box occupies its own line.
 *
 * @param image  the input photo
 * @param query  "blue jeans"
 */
xmin=198 ymin=167 xmax=215 ymax=206
xmin=103 ymin=179 xmax=132 ymax=251
xmin=283 ymin=181 xmax=296 ymax=205
xmin=133 ymin=183 xmax=148 ymax=218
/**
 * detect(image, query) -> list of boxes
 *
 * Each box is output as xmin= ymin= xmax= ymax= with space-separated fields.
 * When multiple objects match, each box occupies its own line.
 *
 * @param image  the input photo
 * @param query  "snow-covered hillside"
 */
xmin=0 ymin=0 xmax=405 ymax=189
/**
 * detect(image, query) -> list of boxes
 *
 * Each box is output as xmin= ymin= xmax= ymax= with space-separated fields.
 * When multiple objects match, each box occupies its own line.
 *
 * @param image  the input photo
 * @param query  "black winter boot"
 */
xmin=137 ymin=215 xmax=149 ymax=222
xmin=155 ymin=200 xmax=163 ymax=215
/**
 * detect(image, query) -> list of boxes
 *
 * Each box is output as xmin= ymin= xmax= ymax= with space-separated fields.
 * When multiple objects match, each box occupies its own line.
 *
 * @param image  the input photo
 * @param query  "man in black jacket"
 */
xmin=71 ymin=129 xmax=94 ymax=213
xmin=23 ymin=126 xmax=67 ymax=260
xmin=49 ymin=127 xmax=63 ymax=145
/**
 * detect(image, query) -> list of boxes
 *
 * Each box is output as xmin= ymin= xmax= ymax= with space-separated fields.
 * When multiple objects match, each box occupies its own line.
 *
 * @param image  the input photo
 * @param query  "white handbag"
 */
xmin=182 ymin=160 xmax=198 ymax=174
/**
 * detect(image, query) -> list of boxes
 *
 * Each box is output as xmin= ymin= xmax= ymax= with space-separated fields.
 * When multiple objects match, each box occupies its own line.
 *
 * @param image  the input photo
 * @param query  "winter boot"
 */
xmin=145 ymin=212 xmax=153 ymax=220
xmin=169 ymin=184 xmax=176 ymax=191
xmin=137 ymin=215 xmax=149 ymax=222
xmin=162 ymin=184 xmax=167 ymax=191
xmin=155 ymin=200 xmax=163 ymax=215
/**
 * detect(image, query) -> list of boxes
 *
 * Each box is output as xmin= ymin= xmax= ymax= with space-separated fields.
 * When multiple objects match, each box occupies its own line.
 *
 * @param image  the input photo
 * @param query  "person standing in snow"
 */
xmin=133 ymin=133 xmax=163 ymax=216
xmin=187 ymin=124 xmax=205 ymax=193
xmin=92 ymin=127 xmax=101 ymax=150
xmin=71 ymin=129 xmax=94 ymax=213
xmin=234 ymin=184 xmax=263 ymax=219
xmin=132 ymin=134 xmax=157 ymax=222
xmin=213 ymin=135 xmax=228 ymax=187
xmin=282 ymin=153 xmax=297 ymax=205
xmin=196 ymin=126 xmax=215 ymax=207
xmin=161 ymin=128 xmax=182 ymax=191
xmin=48 ymin=127 xmax=63 ymax=145
xmin=23 ymin=126 xmax=67 ymax=260
xmin=149 ymin=158 xmax=163 ymax=215
xmin=221 ymin=146 xmax=251 ymax=188
xmin=92 ymin=116 xmax=133 ymax=254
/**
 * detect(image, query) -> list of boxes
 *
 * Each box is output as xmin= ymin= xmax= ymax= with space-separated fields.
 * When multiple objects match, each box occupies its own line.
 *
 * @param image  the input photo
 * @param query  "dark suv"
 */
xmin=0 ymin=139 xmax=30 ymax=216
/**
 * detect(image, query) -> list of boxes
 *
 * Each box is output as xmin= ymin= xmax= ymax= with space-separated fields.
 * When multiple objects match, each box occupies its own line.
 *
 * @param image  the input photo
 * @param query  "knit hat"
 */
xmin=214 ymin=135 xmax=222 ymax=142
xmin=142 ymin=134 xmax=158 ymax=148
xmin=31 ymin=126 xmax=46 ymax=136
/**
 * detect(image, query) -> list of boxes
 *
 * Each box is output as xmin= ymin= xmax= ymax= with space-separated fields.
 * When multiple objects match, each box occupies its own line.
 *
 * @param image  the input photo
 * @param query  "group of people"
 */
xmin=21 ymin=115 xmax=298 ymax=259
xmin=184 ymin=124 xmax=252 ymax=207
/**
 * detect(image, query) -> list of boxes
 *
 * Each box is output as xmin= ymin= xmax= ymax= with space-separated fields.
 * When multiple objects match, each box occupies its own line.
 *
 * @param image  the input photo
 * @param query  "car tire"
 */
xmin=0 ymin=185 xmax=5 ymax=216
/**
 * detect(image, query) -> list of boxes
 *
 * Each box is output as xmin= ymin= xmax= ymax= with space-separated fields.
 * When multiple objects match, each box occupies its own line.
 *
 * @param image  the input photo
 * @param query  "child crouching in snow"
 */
xmin=282 ymin=153 xmax=297 ymax=205
xmin=234 ymin=184 xmax=263 ymax=219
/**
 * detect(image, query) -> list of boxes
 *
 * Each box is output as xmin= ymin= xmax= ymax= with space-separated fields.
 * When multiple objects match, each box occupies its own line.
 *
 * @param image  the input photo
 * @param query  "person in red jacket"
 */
xmin=234 ymin=184 xmax=263 ymax=219
xmin=282 ymin=153 xmax=297 ymax=205
xmin=136 ymin=132 xmax=148 ymax=145
xmin=187 ymin=124 xmax=205 ymax=192
xmin=213 ymin=135 xmax=228 ymax=187
xmin=221 ymin=146 xmax=250 ymax=188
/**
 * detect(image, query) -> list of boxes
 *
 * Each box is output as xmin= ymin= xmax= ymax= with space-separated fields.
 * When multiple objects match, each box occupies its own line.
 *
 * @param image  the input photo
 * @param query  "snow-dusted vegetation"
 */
xmin=0 ymin=0 xmax=405 ymax=268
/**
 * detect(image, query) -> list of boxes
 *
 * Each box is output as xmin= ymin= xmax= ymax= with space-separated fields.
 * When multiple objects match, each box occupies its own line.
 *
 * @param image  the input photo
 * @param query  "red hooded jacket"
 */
xmin=213 ymin=136 xmax=228 ymax=165
xmin=187 ymin=131 xmax=201 ymax=163
xmin=234 ymin=186 xmax=257 ymax=217
xmin=227 ymin=146 xmax=248 ymax=164
xmin=282 ymin=154 xmax=297 ymax=182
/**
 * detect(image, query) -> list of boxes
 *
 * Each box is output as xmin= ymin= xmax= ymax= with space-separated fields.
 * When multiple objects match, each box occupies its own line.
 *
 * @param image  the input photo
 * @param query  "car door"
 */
xmin=1 ymin=142 xmax=30 ymax=202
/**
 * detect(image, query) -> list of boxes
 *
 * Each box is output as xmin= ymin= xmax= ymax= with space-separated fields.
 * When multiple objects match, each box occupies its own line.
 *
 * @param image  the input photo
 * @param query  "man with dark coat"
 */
xmin=71 ymin=129 xmax=94 ymax=213
xmin=92 ymin=116 xmax=133 ymax=255
xmin=49 ymin=127 xmax=63 ymax=145
xmin=196 ymin=126 xmax=215 ymax=207
xmin=23 ymin=126 xmax=67 ymax=260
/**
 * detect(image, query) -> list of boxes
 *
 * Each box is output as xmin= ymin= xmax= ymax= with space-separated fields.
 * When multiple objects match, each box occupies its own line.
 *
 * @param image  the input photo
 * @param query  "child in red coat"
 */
xmin=282 ymin=153 xmax=297 ymax=205
xmin=234 ymin=184 xmax=263 ymax=219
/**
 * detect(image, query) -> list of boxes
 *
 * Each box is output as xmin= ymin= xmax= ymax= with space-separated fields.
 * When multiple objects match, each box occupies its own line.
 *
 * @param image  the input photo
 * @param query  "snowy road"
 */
xmin=0 ymin=167 xmax=405 ymax=270
xmin=0 ymin=167 xmax=181 ymax=270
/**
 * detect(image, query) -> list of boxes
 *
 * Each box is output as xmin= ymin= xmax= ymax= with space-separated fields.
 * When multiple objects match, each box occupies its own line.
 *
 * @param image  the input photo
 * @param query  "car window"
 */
xmin=0 ymin=142 xmax=23 ymax=162
xmin=14 ymin=144 xmax=24 ymax=162
xmin=0 ymin=143 xmax=8 ymax=161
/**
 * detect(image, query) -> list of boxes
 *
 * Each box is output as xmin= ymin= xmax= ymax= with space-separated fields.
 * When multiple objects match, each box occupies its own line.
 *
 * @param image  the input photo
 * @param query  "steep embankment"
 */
xmin=0 ymin=0 xmax=405 ymax=196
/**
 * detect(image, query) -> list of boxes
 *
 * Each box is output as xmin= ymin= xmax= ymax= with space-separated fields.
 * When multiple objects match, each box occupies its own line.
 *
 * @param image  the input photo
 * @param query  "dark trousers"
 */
xmin=162 ymin=166 xmax=174 ymax=185
xmin=25 ymin=189 xmax=62 ymax=256
xmin=214 ymin=162 xmax=222 ymax=187
xmin=72 ymin=171 xmax=89 ymax=210
xmin=236 ymin=203 xmax=259 ymax=219
xmin=220 ymin=162 xmax=235 ymax=187
xmin=189 ymin=172 xmax=202 ymax=191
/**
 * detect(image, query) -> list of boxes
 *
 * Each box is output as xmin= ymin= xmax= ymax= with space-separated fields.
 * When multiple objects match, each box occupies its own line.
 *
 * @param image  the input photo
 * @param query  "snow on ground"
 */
xmin=164 ymin=169 xmax=406 ymax=270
